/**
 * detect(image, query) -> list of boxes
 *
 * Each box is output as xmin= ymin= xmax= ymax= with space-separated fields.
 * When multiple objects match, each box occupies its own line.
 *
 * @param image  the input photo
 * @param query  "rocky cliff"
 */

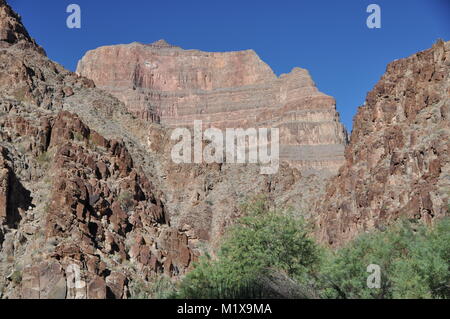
xmin=0 ymin=0 xmax=44 ymax=54
xmin=1 ymin=0 xmax=448 ymax=299
xmin=0 ymin=0 xmax=327 ymax=298
xmin=317 ymin=40 xmax=450 ymax=246
xmin=76 ymin=41 xmax=348 ymax=174
xmin=0 ymin=1 xmax=198 ymax=298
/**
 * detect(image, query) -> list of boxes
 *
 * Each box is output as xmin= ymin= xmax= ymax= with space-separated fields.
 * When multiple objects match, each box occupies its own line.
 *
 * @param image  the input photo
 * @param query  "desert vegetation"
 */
xmin=171 ymin=198 xmax=450 ymax=299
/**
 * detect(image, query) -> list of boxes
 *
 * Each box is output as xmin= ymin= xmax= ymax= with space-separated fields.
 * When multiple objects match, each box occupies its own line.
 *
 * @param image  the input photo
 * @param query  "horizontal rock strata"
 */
xmin=77 ymin=41 xmax=347 ymax=174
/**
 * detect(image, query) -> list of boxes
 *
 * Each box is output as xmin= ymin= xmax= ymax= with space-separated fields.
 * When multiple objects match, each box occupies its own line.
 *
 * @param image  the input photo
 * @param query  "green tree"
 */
xmin=176 ymin=198 xmax=322 ymax=299
xmin=175 ymin=196 xmax=450 ymax=300
xmin=320 ymin=218 xmax=450 ymax=299
xmin=391 ymin=218 xmax=450 ymax=299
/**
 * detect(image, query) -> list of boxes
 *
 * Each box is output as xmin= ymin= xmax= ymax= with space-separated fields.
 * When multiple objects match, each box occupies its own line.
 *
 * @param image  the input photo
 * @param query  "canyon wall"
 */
xmin=1 ymin=0 xmax=449 ymax=299
xmin=0 ymin=1 xmax=196 ymax=298
xmin=0 ymin=0 xmax=327 ymax=298
xmin=76 ymin=40 xmax=347 ymax=174
xmin=317 ymin=40 xmax=450 ymax=246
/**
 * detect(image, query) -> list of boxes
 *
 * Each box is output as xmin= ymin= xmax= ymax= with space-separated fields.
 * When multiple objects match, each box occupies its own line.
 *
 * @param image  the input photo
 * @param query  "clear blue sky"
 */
xmin=9 ymin=0 xmax=449 ymax=131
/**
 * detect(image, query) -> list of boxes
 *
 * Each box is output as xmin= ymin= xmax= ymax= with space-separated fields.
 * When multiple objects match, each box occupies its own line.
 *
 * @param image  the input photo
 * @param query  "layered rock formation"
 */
xmin=76 ymin=41 xmax=347 ymax=174
xmin=317 ymin=40 xmax=450 ymax=246
xmin=2 ymin=0 xmax=448 ymax=299
xmin=0 ymin=0 xmax=326 ymax=298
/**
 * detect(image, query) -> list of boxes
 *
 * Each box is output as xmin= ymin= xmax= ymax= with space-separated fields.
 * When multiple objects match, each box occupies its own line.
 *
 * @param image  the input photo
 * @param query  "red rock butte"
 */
xmin=76 ymin=40 xmax=348 ymax=174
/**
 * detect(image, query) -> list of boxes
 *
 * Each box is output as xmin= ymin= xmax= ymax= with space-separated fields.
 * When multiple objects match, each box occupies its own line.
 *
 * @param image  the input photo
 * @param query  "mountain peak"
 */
xmin=147 ymin=39 xmax=179 ymax=49
xmin=0 ymin=0 xmax=45 ymax=54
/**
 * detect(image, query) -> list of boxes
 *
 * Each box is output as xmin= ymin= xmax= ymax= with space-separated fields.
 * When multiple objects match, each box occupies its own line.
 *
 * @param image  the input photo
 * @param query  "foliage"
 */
xmin=129 ymin=276 xmax=176 ymax=299
xmin=12 ymin=87 xmax=29 ymax=102
xmin=73 ymin=132 xmax=85 ymax=142
xmin=173 ymin=196 xmax=450 ymax=299
xmin=176 ymin=197 xmax=322 ymax=299
xmin=10 ymin=270 xmax=22 ymax=284
xmin=118 ymin=191 xmax=134 ymax=212
xmin=390 ymin=218 xmax=450 ymax=299
xmin=320 ymin=218 xmax=450 ymax=299
xmin=36 ymin=151 xmax=51 ymax=165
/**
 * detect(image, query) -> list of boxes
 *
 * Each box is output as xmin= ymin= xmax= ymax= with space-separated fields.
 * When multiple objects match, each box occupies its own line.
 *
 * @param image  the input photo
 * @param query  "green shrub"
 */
xmin=10 ymin=270 xmax=22 ymax=284
xmin=36 ymin=151 xmax=51 ymax=165
xmin=320 ymin=218 xmax=450 ymax=299
xmin=17 ymin=143 xmax=27 ymax=155
xmin=118 ymin=191 xmax=134 ymax=212
xmin=12 ymin=87 xmax=29 ymax=102
xmin=176 ymin=198 xmax=322 ymax=299
xmin=173 ymin=195 xmax=450 ymax=300
xmin=391 ymin=218 xmax=450 ymax=299
xmin=73 ymin=132 xmax=84 ymax=142
xmin=129 ymin=276 xmax=176 ymax=299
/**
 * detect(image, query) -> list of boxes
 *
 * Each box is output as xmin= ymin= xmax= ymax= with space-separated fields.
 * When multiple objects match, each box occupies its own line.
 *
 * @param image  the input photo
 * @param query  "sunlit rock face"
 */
xmin=316 ymin=40 xmax=450 ymax=246
xmin=76 ymin=40 xmax=348 ymax=175
xmin=0 ymin=0 xmax=336 ymax=299
xmin=0 ymin=0 xmax=44 ymax=53
xmin=0 ymin=1 xmax=195 ymax=299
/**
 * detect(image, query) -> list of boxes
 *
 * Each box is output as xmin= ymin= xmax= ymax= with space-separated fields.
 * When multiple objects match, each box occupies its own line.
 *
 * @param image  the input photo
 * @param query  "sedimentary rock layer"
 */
xmin=76 ymin=40 xmax=347 ymax=174
xmin=0 ymin=0 xmax=327 ymax=298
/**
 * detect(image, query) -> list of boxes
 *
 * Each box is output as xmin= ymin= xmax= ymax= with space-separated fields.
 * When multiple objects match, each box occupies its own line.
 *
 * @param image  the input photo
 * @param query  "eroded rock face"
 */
xmin=0 ymin=107 xmax=197 ymax=298
xmin=21 ymin=261 xmax=66 ymax=299
xmin=2 ymin=0 xmax=448 ymax=299
xmin=47 ymin=111 xmax=195 ymax=276
xmin=0 ymin=0 xmax=44 ymax=54
xmin=316 ymin=40 xmax=450 ymax=246
xmin=138 ymin=123 xmax=330 ymax=244
xmin=0 ymin=150 xmax=9 ymax=223
xmin=0 ymin=0 xmax=331 ymax=298
xmin=0 ymin=0 xmax=199 ymax=299
xmin=76 ymin=41 xmax=347 ymax=174
xmin=0 ymin=146 xmax=31 ymax=228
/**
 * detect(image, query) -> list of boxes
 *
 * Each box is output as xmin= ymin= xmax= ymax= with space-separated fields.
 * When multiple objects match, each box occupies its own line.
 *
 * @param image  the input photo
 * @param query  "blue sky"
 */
xmin=9 ymin=0 xmax=449 ymax=131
